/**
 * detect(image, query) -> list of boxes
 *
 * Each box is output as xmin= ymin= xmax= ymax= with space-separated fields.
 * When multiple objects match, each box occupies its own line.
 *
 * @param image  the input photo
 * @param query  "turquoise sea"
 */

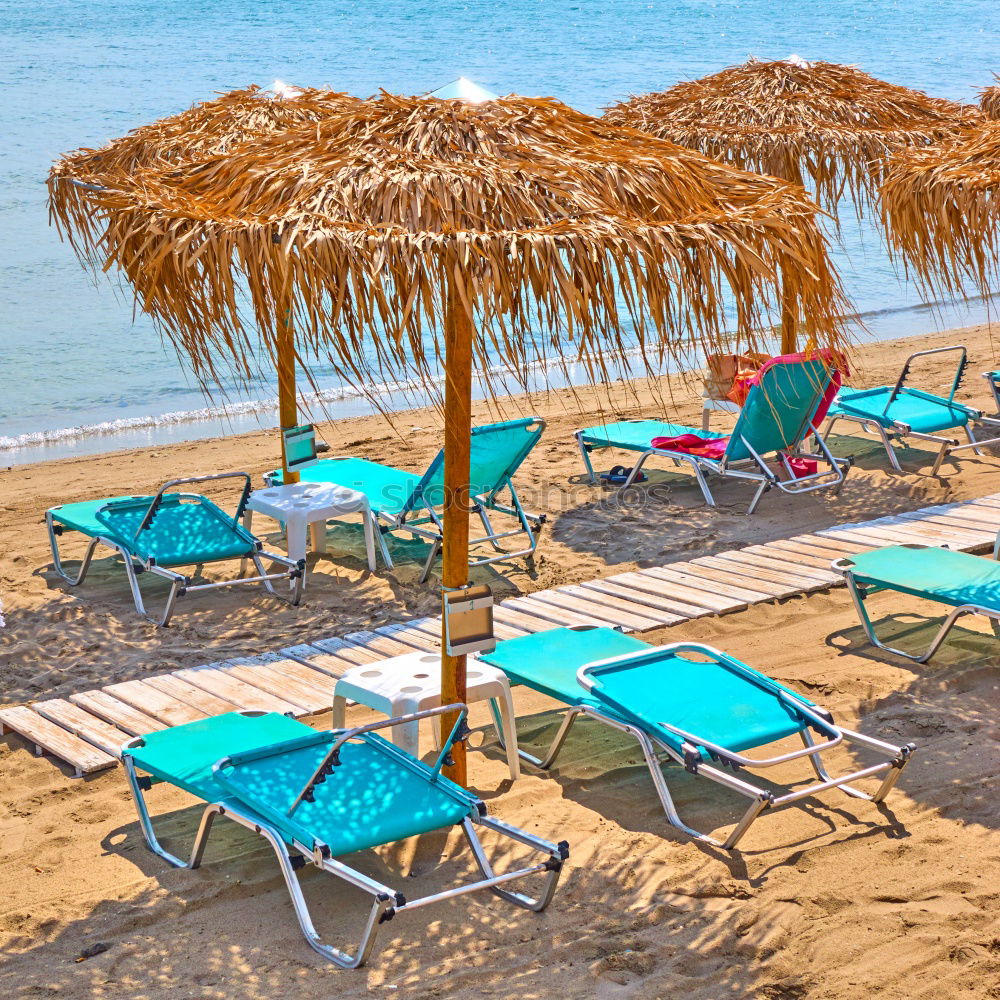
xmin=2 ymin=0 xmax=999 ymax=464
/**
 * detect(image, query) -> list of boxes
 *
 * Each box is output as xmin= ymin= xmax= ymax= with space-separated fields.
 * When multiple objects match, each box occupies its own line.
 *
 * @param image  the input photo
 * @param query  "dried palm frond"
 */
xmin=60 ymin=85 xmax=360 ymax=175
xmin=881 ymin=120 xmax=1000 ymax=297
xmin=49 ymin=91 xmax=851 ymax=405
xmin=980 ymin=78 xmax=1000 ymax=120
xmin=605 ymin=59 xmax=980 ymax=218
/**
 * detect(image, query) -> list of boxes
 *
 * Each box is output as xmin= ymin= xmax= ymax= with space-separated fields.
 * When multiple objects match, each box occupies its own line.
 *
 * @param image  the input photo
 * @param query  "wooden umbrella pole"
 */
xmin=779 ymin=277 xmax=798 ymax=355
xmin=277 ymin=299 xmax=300 ymax=485
xmin=440 ymin=267 xmax=473 ymax=785
xmin=779 ymin=161 xmax=806 ymax=355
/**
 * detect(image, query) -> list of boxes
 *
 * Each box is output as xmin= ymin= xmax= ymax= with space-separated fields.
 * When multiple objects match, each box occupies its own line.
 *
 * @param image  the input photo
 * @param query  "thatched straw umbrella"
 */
xmin=48 ymin=90 xmax=849 ymax=782
xmin=881 ymin=120 xmax=1000 ymax=299
xmin=980 ymin=78 xmax=1000 ymax=120
xmin=605 ymin=57 xmax=980 ymax=351
xmin=50 ymin=84 xmax=361 ymax=476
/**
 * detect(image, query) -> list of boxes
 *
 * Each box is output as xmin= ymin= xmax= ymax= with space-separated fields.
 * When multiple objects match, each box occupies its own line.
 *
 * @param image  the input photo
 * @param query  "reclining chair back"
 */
xmin=724 ymin=358 xmax=833 ymax=464
xmin=402 ymin=417 xmax=545 ymax=517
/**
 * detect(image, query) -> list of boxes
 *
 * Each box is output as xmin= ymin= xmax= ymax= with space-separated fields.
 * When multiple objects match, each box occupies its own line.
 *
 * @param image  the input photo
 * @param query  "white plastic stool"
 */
xmin=332 ymin=651 xmax=520 ymax=780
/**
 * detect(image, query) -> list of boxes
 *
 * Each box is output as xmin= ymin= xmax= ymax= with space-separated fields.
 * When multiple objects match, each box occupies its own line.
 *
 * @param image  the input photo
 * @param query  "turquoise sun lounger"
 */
xmin=122 ymin=706 xmax=568 ymax=969
xmin=476 ymin=626 xmax=913 ymax=850
xmin=46 ymin=472 xmax=304 ymax=625
xmin=576 ymin=357 xmax=850 ymax=513
xmin=268 ymin=418 xmax=546 ymax=581
xmin=833 ymin=541 xmax=1000 ymax=662
xmin=824 ymin=346 xmax=1000 ymax=476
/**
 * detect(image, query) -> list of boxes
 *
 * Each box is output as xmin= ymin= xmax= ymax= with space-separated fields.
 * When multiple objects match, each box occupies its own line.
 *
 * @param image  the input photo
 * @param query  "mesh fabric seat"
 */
xmin=45 ymin=473 xmax=303 ymax=624
xmin=477 ymin=626 xmax=912 ymax=850
xmin=121 ymin=708 xmax=568 ymax=969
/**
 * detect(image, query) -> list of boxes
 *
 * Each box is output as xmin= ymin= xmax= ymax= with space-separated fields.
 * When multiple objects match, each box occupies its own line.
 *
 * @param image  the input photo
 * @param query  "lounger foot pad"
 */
xmin=126 ymin=713 xmax=474 ymax=856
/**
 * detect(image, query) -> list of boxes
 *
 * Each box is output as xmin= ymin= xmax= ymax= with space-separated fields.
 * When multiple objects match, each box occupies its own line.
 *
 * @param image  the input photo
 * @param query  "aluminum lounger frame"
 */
xmin=983 ymin=370 xmax=1000 ymax=415
xmin=833 ymin=540 xmax=1000 ymax=663
xmin=576 ymin=358 xmax=850 ymax=514
xmin=576 ymin=424 xmax=847 ymax=515
xmin=267 ymin=418 xmax=547 ymax=583
xmin=486 ymin=636 xmax=913 ymax=851
xmin=121 ymin=706 xmax=568 ymax=969
xmin=47 ymin=472 xmax=304 ymax=626
xmin=823 ymin=346 xmax=1000 ymax=477
xmin=368 ymin=475 xmax=545 ymax=584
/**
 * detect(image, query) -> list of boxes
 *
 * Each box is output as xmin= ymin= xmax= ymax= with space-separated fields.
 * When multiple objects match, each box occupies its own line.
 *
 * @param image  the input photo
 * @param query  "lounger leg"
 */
xmin=123 ymin=756 xmax=221 ymax=868
xmin=490 ymin=700 xmax=582 ymax=769
xmin=576 ymin=432 xmax=599 ymax=485
xmin=375 ymin=523 xmax=394 ymax=570
xmin=459 ymin=818 xmax=564 ymax=913
xmin=46 ymin=517 xmax=101 ymax=586
xmin=419 ymin=537 xmax=442 ymax=584
xmin=745 ymin=479 xmax=770 ymax=516
xmin=875 ymin=425 xmax=904 ymax=472
xmin=250 ymin=550 xmax=305 ymax=607
xmin=964 ymin=423 xmax=986 ymax=457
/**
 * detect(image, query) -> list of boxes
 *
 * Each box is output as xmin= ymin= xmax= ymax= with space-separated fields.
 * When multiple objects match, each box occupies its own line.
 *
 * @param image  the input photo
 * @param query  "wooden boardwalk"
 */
xmin=4 ymin=494 xmax=999 ymax=776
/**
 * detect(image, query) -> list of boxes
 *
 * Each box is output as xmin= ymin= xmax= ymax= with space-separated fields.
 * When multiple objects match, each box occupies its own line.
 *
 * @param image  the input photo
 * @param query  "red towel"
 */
xmin=651 ymin=433 xmax=729 ymax=458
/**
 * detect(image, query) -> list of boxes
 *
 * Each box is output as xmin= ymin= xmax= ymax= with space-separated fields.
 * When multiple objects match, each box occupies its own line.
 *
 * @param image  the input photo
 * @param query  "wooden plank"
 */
xmin=69 ymin=690 xmax=165 ymax=736
xmin=834 ymin=521 xmax=978 ymax=550
xmin=791 ymin=532 xmax=879 ymax=554
xmin=576 ymin=579 xmax=686 ymax=623
xmin=312 ymin=636 xmax=383 ymax=665
xmin=709 ymin=550 xmax=838 ymax=588
xmin=283 ymin=642 xmax=363 ymax=679
xmin=174 ymin=666 xmax=303 ymax=717
xmin=671 ymin=560 xmax=791 ymax=598
xmin=912 ymin=507 xmax=1000 ymax=530
xmin=736 ymin=545 xmax=841 ymax=580
xmin=631 ymin=568 xmax=747 ymax=612
xmin=376 ymin=619 xmax=441 ymax=650
xmin=894 ymin=511 xmax=995 ymax=543
xmin=645 ymin=563 xmax=776 ymax=603
xmin=502 ymin=595 xmax=611 ymax=629
xmin=525 ymin=588 xmax=655 ymax=630
xmin=342 ymin=629 xmax=418 ymax=658
xmin=602 ymin=571 xmax=717 ymax=617
xmin=492 ymin=605 xmax=554 ymax=633
xmin=819 ymin=525 xmax=933 ymax=549
xmin=744 ymin=542 xmax=843 ymax=571
xmin=33 ymin=699 xmax=129 ymax=758
xmin=0 ymin=706 xmax=117 ymax=776
xmin=761 ymin=539 xmax=853 ymax=569
xmin=223 ymin=657 xmax=329 ymax=714
xmin=104 ymin=679 xmax=209 ymax=727
xmin=145 ymin=675 xmax=240 ymax=716
xmin=688 ymin=556 xmax=803 ymax=596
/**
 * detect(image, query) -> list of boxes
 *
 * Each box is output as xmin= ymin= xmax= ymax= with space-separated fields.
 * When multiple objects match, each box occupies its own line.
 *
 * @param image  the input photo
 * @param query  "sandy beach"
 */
xmin=3 ymin=321 xmax=1000 ymax=998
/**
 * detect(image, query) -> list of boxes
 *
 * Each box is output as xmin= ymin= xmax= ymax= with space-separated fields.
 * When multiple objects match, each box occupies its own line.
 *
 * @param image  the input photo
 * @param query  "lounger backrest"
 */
xmin=725 ymin=357 xmax=832 ymax=463
xmin=402 ymin=417 xmax=545 ymax=516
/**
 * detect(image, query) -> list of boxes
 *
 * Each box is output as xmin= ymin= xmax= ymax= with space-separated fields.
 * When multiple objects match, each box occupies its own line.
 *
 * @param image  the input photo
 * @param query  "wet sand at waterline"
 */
xmin=2 ymin=322 xmax=1000 ymax=997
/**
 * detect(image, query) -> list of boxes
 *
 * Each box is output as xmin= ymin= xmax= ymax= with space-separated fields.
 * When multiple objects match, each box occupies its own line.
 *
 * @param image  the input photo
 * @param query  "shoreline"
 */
xmin=3 ymin=292 xmax=998 ymax=468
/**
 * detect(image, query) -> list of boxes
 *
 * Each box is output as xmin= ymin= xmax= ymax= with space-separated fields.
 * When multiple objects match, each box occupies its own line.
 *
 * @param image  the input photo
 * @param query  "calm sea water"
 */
xmin=2 ymin=0 xmax=999 ymax=464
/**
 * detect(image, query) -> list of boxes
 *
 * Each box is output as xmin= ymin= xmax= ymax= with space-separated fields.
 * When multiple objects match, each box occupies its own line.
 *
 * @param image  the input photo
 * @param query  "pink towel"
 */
xmin=651 ymin=433 xmax=730 ymax=458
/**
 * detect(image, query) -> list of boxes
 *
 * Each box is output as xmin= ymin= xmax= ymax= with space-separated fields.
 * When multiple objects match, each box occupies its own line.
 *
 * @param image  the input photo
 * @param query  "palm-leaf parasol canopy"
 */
xmin=48 ymin=89 xmax=850 ymax=782
xmin=881 ymin=119 xmax=1000 ymax=299
xmin=605 ymin=58 xmax=980 ymax=351
xmin=980 ymin=78 xmax=1000 ymax=120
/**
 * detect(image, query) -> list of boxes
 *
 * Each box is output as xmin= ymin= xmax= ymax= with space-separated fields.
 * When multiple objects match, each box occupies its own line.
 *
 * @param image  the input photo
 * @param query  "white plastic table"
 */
xmin=333 ymin=651 xmax=520 ymax=780
xmin=244 ymin=481 xmax=377 ymax=571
